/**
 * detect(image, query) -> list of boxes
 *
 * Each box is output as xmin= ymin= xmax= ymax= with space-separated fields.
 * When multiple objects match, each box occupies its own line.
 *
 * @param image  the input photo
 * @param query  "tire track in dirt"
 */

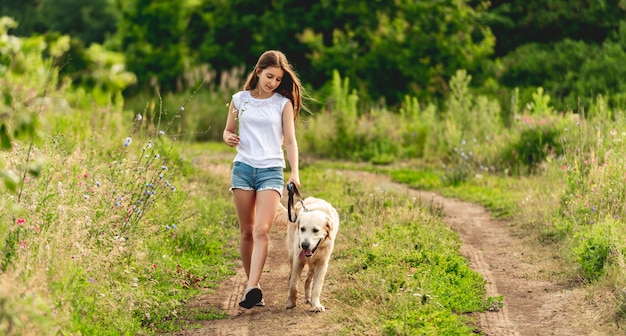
xmin=418 ymin=190 xmax=520 ymax=336
xmin=177 ymin=159 xmax=615 ymax=335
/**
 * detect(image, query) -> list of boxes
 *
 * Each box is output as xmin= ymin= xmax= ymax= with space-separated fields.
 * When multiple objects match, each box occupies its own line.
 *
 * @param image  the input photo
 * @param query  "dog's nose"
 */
xmin=301 ymin=242 xmax=310 ymax=250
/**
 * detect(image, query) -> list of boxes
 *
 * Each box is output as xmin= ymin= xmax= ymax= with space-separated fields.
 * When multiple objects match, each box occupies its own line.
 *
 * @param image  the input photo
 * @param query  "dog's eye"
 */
xmin=313 ymin=228 xmax=319 ymax=233
xmin=300 ymin=227 xmax=305 ymax=232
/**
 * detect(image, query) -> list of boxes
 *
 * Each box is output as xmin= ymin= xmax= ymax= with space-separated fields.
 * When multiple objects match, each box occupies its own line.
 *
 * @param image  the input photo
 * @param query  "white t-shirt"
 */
xmin=231 ymin=90 xmax=290 ymax=168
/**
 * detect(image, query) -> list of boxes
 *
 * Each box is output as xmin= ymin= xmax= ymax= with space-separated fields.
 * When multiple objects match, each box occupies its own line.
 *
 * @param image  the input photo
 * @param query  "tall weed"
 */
xmin=0 ymin=27 xmax=236 ymax=334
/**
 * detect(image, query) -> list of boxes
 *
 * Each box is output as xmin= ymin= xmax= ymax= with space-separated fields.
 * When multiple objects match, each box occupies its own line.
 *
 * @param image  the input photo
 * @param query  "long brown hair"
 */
xmin=243 ymin=50 xmax=305 ymax=120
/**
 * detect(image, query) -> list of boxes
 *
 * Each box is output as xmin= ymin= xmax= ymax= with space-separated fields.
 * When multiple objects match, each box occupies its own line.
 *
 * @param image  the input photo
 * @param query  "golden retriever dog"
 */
xmin=275 ymin=196 xmax=339 ymax=312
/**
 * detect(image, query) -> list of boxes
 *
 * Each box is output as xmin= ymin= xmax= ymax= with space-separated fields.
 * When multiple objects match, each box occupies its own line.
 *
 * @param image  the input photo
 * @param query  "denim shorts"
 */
xmin=230 ymin=161 xmax=284 ymax=196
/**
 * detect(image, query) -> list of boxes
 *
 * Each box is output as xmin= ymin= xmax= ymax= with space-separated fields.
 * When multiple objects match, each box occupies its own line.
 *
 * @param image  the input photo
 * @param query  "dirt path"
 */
xmin=173 ymin=166 xmax=616 ymax=336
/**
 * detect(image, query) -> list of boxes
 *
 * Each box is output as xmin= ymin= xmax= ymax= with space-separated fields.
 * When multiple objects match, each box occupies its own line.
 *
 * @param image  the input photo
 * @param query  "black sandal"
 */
xmin=239 ymin=286 xmax=262 ymax=309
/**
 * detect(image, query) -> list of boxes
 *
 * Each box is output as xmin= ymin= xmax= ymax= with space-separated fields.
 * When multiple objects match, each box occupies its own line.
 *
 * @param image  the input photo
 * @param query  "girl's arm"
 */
xmin=223 ymin=99 xmax=240 ymax=147
xmin=282 ymin=101 xmax=300 ymax=188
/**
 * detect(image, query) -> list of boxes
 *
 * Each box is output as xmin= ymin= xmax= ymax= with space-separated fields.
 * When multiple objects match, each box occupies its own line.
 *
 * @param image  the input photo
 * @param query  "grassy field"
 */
xmin=3 ymin=26 xmax=626 ymax=334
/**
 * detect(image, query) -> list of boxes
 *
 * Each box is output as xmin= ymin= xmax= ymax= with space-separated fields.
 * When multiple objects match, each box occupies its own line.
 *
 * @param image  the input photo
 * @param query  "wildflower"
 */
xmin=162 ymin=166 xmax=168 ymax=170
xmin=136 ymin=114 xmax=142 ymax=121
xmin=171 ymin=186 xmax=176 ymax=192
xmin=95 ymin=181 xmax=100 ymax=187
xmin=124 ymin=137 xmax=132 ymax=147
xmin=159 ymin=130 xmax=164 ymax=135
xmin=88 ymin=278 xmax=96 ymax=283
xmin=83 ymin=195 xmax=90 ymax=199
xmin=16 ymin=218 xmax=24 ymax=225
xmin=146 ymin=183 xmax=154 ymax=187
xmin=171 ymin=224 xmax=177 ymax=229
xmin=180 ymin=106 xmax=184 ymax=111
xmin=154 ymin=153 xmax=160 ymax=159
xmin=166 ymin=224 xmax=171 ymax=230
xmin=146 ymin=190 xmax=152 ymax=196
xmin=115 ymin=202 xmax=121 ymax=207
xmin=147 ymin=140 xmax=152 ymax=149
xmin=159 ymin=173 xmax=164 ymax=179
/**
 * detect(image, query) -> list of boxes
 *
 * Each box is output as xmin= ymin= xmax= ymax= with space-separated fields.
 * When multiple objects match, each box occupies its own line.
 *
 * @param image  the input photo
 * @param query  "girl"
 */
xmin=223 ymin=50 xmax=304 ymax=309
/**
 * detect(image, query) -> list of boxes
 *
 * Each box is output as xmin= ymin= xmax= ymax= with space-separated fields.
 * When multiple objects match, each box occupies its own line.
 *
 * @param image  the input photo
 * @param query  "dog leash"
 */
xmin=287 ymin=182 xmax=307 ymax=223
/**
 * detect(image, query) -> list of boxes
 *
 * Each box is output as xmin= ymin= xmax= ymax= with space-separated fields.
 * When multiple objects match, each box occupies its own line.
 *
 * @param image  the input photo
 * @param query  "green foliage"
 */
xmin=0 ymin=0 xmax=40 ymax=36
xmin=391 ymin=169 xmax=442 ymax=190
xmin=301 ymin=0 xmax=495 ymax=104
xmin=498 ymin=120 xmax=565 ymax=175
xmin=39 ymin=0 xmax=119 ymax=45
xmin=109 ymin=0 xmax=496 ymax=104
xmin=499 ymin=38 xmax=626 ymax=111
xmin=555 ymin=110 xmax=626 ymax=284
xmin=572 ymin=218 xmax=626 ymax=282
xmin=0 ymin=29 xmax=237 ymax=334
xmin=302 ymin=70 xmax=506 ymax=168
xmin=112 ymin=0 xmax=193 ymax=92
xmin=398 ymin=95 xmax=433 ymax=159
xmin=486 ymin=0 xmax=626 ymax=56
xmin=575 ymin=231 xmax=610 ymax=281
xmin=0 ymin=0 xmax=119 ymax=45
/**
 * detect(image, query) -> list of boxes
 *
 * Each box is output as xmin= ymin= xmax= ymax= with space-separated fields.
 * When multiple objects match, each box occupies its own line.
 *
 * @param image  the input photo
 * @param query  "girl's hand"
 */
xmin=225 ymin=133 xmax=240 ymax=147
xmin=286 ymin=176 xmax=300 ymax=189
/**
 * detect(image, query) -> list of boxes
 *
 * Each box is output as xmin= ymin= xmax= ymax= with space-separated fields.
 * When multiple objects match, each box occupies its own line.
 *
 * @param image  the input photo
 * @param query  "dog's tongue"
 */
xmin=299 ymin=249 xmax=311 ymax=260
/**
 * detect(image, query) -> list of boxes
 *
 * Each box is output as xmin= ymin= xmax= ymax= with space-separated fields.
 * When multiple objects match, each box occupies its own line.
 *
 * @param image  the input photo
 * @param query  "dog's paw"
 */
xmin=309 ymin=304 xmax=325 ymax=312
xmin=286 ymin=299 xmax=296 ymax=309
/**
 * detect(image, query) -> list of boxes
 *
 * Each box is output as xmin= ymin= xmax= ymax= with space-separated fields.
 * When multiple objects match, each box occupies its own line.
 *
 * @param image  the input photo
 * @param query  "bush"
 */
xmin=572 ymin=218 xmax=626 ymax=282
xmin=498 ymin=122 xmax=564 ymax=175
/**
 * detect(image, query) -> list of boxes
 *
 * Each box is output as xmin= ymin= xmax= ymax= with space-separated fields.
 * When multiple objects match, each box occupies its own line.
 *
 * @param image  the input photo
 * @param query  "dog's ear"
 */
xmin=325 ymin=215 xmax=334 ymax=239
xmin=294 ymin=200 xmax=303 ymax=212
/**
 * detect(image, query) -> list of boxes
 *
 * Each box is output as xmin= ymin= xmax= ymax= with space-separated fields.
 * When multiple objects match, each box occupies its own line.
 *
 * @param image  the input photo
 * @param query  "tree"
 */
xmin=38 ymin=0 xmax=119 ymax=45
xmin=300 ymin=0 xmax=495 ymax=104
xmin=0 ymin=0 xmax=42 ymax=36
xmin=484 ymin=0 xmax=626 ymax=57
xmin=111 ymin=0 xmax=192 ymax=91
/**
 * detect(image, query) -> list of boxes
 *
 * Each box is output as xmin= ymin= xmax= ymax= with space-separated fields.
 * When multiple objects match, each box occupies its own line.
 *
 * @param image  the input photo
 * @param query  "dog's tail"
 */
xmin=274 ymin=203 xmax=290 ymax=229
